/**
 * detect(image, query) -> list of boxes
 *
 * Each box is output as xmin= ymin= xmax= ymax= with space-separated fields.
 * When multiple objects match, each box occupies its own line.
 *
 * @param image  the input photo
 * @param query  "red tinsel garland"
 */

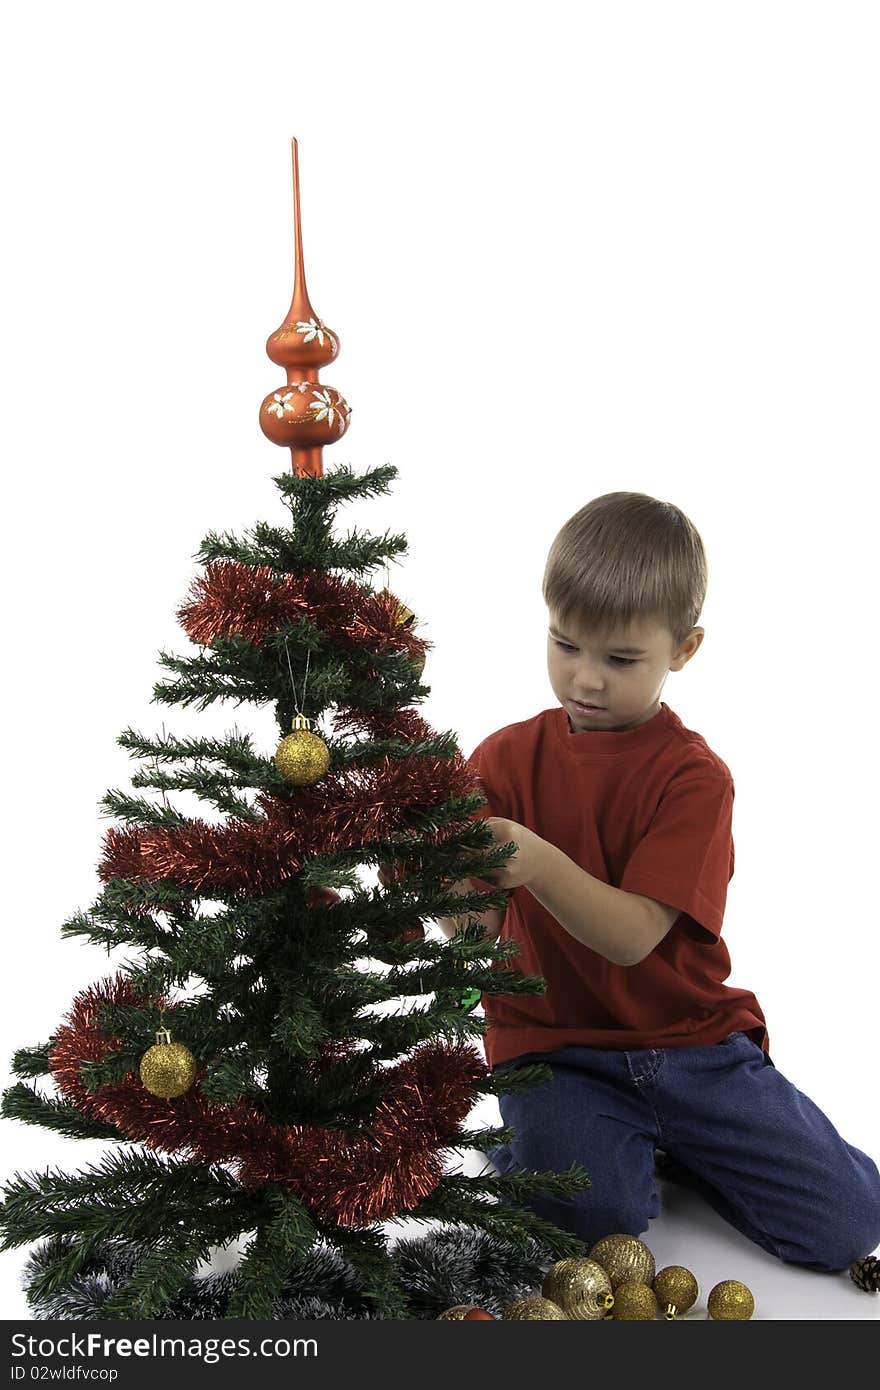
xmin=99 ymin=751 xmax=480 ymax=893
xmin=333 ymin=706 xmax=436 ymax=746
xmin=178 ymin=563 xmax=429 ymax=667
xmin=50 ymin=975 xmax=486 ymax=1227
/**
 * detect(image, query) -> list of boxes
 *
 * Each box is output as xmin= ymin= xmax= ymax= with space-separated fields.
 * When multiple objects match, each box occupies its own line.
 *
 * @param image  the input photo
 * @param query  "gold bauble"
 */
xmin=378 ymin=587 xmax=417 ymax=630
xmin=707 ymin=1279 xmax=755 ymax=1320
xmin=653 ymin=1265 xmax=699 ymax=1319
xmin=274 ymin=716 xmax=330 ymax=786
xmin=542 ymin=1258 xmax=614 ymax=1320
xmin=611 ymin=1282 xmax=658 ymax=1320
xmin=381 ymin=589 xmax=425 ymax=673
xmin=589 ymin=1234 xmax=656 ymax=1290
xmin=394 ymin=601 xmax=417 ymax=630
xmin=139 ymin=1029 xmax=196 ymax=1098
xmin=396 ymin=600 xmax=426 ymax=673
xmin=502 ymin=1296 xmax=568 ymax=1320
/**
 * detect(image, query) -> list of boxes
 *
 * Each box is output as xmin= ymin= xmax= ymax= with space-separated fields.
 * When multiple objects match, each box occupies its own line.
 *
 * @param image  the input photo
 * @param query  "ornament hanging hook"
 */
xmin=282 ymin=636 xmax=310 ymax=720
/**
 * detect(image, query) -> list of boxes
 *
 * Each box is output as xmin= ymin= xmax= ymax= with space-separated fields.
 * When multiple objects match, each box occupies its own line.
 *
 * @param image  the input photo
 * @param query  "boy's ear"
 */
xmin=670 ymin=627 xmax=704 ymax=671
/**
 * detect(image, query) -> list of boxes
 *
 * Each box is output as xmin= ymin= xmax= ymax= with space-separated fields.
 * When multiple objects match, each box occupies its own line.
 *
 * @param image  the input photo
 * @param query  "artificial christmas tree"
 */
xmin=0 ymin=139 xmax=590 ymax=1320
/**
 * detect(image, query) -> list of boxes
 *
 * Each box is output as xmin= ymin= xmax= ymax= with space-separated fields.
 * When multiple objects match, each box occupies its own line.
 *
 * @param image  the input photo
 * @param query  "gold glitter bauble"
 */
xmin=274 ymin=717 xmax=330 ymax=786
xmin=542 ymin=1259 xmax=614 ymax=1320
xmin=589 ymin=1234 xmax=656 ymax=1290
xmin=437 ymin=1304 xmax=487 ymax=1320
xmin=395 ymin=601 xmax=417 ymax=629
xmin=611 ymin=1282 xmax=658 ymax=1320
xmin=653 ymin=1265 xmax=699 ymax=1319
xmin=707 ymin=1279 xmax=754 ymax=1320
xmin=139 ymin=1030 xmax=196 ymax=1098
xmin=381 ymin=590 xmax=425 ymax=672
xmin=502 ymin=1296 xmax=568 ymax=1320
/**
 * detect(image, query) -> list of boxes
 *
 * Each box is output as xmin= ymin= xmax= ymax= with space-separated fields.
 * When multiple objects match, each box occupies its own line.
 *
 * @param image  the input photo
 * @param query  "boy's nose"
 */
xmin=575 ymin=669 xmax=605 ymax=696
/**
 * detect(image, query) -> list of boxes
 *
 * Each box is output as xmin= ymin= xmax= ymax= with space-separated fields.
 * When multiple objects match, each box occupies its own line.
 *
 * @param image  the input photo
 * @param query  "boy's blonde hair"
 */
xmin=542 ymin=492 xmax=707 ymax=649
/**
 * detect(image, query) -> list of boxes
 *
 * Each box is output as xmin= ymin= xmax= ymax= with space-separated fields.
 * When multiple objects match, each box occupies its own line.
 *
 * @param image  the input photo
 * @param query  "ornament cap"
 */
xmin=155 ymin=1027 xmax=172 ymax=1046
xmin=292 ymin=713 xmax=312 ymax=732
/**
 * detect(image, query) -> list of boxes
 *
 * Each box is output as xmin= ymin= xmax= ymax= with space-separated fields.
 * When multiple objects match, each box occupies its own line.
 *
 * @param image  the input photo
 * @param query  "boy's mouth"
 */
xmin=571 ymin=700 xmax=605 ymax=713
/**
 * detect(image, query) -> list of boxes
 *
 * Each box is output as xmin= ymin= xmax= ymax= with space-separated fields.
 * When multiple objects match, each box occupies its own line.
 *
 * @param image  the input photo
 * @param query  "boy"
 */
xmin=435 ymin=491 xmax=880 ymax=1272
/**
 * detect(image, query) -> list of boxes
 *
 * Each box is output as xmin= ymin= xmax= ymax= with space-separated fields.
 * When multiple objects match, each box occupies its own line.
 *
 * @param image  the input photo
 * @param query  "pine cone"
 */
xmin=848 ymin=1255 xmax=880 ymax=1292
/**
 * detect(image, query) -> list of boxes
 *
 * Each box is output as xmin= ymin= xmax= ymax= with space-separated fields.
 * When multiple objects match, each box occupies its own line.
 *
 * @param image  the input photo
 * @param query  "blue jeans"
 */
xmin=487 ymin=1032 xmax=880 ymax=1271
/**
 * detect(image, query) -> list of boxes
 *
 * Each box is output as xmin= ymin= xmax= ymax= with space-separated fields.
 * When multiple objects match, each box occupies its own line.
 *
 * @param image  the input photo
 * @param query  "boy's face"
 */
xmin=546 ymin=609 xmax=704 ymax=733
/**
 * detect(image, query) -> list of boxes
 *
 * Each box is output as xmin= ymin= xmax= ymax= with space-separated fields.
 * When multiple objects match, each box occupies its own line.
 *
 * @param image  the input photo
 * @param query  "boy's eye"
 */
xmin=552 ymin=639 xmax=637 ymax=667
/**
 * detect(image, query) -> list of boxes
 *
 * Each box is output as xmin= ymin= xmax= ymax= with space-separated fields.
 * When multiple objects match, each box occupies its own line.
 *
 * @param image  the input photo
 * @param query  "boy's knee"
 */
xmin=780 ymin=1165 xmax=880 ymax=1272
xmin=487 ymin=1144 xmax=657 ymax=1248
xmin=527 ymin=1189 xmax=655 ymax=1249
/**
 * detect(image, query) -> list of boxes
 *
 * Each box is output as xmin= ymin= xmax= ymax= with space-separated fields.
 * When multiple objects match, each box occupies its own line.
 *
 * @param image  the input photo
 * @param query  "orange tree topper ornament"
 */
xmin=259 ymin=138 xmax=351 ymax=478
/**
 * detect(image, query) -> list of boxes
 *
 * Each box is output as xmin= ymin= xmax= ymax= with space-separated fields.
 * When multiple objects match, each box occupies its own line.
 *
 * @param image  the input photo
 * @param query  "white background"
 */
xmin=1 ymin=0 xmax=878 ymax=1321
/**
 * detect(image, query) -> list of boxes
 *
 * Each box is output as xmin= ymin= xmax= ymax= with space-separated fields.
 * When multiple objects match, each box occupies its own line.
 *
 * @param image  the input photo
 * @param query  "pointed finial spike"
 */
xmin=289 ymin=136 xmax=311 ymax=320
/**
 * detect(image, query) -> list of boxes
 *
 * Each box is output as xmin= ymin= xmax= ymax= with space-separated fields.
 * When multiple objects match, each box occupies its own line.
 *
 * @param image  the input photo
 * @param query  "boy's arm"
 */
xmin=479 ymin=819 xmax=678 ymax=966
xmin=528 ymin=840 xmax=679 ymax=966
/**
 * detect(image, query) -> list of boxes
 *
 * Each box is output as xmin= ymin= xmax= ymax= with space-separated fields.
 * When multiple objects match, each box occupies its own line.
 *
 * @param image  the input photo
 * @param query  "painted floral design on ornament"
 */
xmin=270 ymin=316 xmax=338 ymax=353
xmin=266 ymin=391 xmax=295 ymax=419
xmin=296 ymin=316 xmax=337 ymax=351
xmin=309 ymin=388 xmax=350 ymax=432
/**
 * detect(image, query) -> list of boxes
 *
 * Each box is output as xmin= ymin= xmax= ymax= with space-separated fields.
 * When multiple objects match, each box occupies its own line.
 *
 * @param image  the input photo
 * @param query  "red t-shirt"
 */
xmin=467 ymin=702 xmax=768 ymax=1068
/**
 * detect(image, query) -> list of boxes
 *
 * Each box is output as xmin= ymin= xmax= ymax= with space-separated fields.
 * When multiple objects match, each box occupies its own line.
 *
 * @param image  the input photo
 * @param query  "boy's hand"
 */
xmin=479 ymin=818 xmax=549 ymax=891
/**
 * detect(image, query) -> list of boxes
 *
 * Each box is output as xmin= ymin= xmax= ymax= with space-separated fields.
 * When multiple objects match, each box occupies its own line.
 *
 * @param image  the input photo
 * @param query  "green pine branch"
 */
xmin=92 ymin=878 xmax=199 ymax=912
xmin=485 ymin=1062 xmax=556 ymax=1096
xmin=11 ymin=1045 xmax=52 ymax=1080
xmin=329 ymin=1226 xmax=411 ymax=1319
xmin=273 ymin=461 xmax=399 ymax=507
xmin=60 ymin=913 xmax=168 ymax=953
xmin=99 ymin=792 xmax=189 ymax=829
xmin=118 ymin=726 xmax=264 ymax=772
xmin=0 ymin=1149 xmax=249 ymax=1251
xmin=494 ymin=1164 xmax=592 ymax=1202
xmin=61 ymin=891 xmax=184 ymax=952
xmin=269 ymin=993 xmax=328 ymax=1057
xmin=195 ymin=521 xmax=408 ymax=577
xmin=225 ymin=1190 xmax=317 ymax=1320
xmin=1 ymin=1084 xmax=124 ymax=1142
xmin=152 ymin=647 xmax=281 ymax=712
xmin=130 ymin=770 xmax=261 ymax=820
xmin=407 ymin=1176 xmax=589 ymax=1262
xmin=449 ymin=1124 xmax=518 ymax=1153
xmin=336 ymin=730 xmax=460 ymax=763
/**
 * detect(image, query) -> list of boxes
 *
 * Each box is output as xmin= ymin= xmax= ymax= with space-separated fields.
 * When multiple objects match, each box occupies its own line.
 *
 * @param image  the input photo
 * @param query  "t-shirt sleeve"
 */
xmin=619 ymin=770 xmax=735 ymax=943
xmin=465 ymin=738 xmax=509 ymax=889
xmin=465 ymin=739 xmax=510 ymax=821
